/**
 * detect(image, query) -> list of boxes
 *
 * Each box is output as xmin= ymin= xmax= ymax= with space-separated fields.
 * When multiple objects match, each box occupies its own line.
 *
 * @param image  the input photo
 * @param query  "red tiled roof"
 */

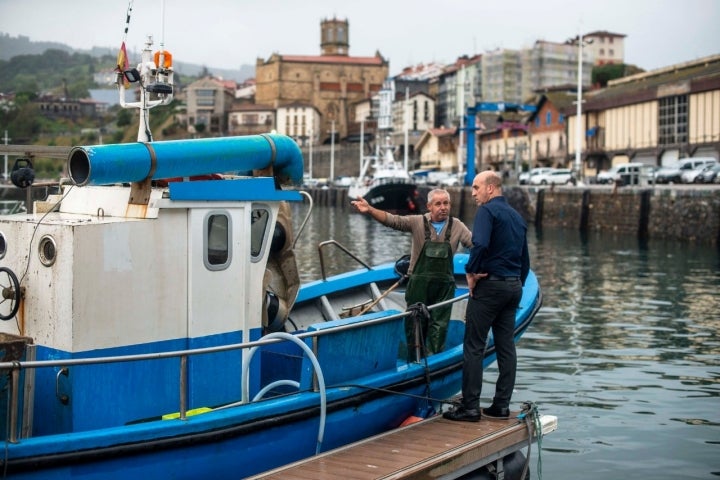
xmin=277 ymin=55 xmax=386 ymax=66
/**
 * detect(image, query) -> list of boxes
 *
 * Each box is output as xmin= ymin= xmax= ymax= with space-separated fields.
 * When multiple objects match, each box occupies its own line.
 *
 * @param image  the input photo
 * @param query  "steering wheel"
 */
xmin=0 ymin=266 xmax=21 ymax=320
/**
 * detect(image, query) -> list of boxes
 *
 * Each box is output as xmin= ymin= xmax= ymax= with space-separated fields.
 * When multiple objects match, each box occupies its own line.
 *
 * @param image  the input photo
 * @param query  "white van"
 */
xmin=597 ymin=162 xmax=644 ymax=185
xmin=655 ymin=157 xmax=716 ymax=184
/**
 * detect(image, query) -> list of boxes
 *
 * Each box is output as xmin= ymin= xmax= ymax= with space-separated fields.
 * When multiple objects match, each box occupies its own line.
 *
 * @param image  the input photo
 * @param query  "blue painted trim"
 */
xmin=169 ymin=177 xmax=303 ymax=202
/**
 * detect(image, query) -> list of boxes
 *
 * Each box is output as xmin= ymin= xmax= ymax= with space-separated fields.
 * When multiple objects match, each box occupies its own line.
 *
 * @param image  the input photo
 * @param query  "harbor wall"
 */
xmin=305 ymin=186 xmax=720 ymax=246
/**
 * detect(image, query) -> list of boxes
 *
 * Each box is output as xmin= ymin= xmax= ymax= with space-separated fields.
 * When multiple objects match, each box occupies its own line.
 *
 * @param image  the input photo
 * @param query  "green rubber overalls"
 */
xmin=404 ymin=216 xmax=455 ymax=360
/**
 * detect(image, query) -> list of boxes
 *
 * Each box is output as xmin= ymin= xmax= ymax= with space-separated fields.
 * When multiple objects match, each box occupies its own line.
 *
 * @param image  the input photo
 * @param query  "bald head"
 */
xmin=471 ymin=171 xmax=503 ymax=205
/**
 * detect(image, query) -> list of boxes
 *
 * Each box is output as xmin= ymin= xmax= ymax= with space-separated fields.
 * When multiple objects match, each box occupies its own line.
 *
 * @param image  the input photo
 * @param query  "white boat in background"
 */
xmin=348 ymin=79 xmax=420 ymax=214
xmin=347 ymin=134 xmax=421 ymax=214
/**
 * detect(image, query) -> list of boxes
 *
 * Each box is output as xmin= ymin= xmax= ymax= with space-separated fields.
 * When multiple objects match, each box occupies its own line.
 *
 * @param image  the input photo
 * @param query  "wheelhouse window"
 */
xmin=250 ymin=207 xmax=271 ymax=260
xmin=205 ymin=212 xmax=231 ymax=270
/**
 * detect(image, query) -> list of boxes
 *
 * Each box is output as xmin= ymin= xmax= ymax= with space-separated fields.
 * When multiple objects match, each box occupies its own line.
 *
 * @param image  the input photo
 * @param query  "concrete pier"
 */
xmin=304 ymin=184 xmax=720 ymax=246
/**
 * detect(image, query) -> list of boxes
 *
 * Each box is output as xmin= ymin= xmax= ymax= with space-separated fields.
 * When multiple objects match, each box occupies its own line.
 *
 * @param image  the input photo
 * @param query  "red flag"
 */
xmin=116 ymin=42 xmax=130 ymax=87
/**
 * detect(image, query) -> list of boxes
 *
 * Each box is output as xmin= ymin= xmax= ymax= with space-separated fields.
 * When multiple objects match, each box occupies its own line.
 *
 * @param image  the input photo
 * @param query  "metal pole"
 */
xmin=330 ymin=120 xmax=335 ymax=181
xmin=575 ymin=35 xmax=583 ymax=179
xmin=359 ymin=119 xmax=364 ymax=176
xmin=404 ymin=87 xmax=409 ymax=172
xmin=309 ymin=125 xmax=313 ymax=180
xmin=3 ymin=130 xmax=10 ymax=181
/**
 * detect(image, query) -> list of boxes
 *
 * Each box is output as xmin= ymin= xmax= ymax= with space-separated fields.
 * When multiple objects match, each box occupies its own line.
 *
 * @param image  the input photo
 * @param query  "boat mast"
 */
xmin=116 ymin=0 xmax=174 ymax=142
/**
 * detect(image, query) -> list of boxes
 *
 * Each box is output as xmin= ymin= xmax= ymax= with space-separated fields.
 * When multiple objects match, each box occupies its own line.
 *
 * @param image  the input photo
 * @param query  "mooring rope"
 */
xmin=518 ymin=400 xmax=544 ymax=480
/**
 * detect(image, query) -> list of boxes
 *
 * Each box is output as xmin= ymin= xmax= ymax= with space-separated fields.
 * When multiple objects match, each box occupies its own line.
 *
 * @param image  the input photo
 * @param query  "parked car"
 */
xmin=681 ymin=164 xmax=714 ymax=184
xmin=596 ymin=162 xmax=645 ymax=185
xmin=529 ymin=168 xmax=575 ymax=185
xmin=655 ymin=157 xmax=717 ymax=184
xmin=697 ymin=163 xmax=720 ymax=183
xmin=439 ymin=175 xmax=462 ymax=187
xmin=519 ymin=167 xmax=554 ymax=185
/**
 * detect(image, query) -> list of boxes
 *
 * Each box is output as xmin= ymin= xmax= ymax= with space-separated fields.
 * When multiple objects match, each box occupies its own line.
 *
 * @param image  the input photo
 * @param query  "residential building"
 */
xmin=522 ymin=41 xmax=593 ymax=101
xmin=583 ymin=31 xmax=626 ymax=66
xmin=416 ymin=127 xmax=458 ymax=172
xmin=255 ymin=17 xmax=388 ymax=144
xmin=391 ymin=91 xmax=435 ymax=160
xmin=276 ymin=102 xmax=322 ymax=146
xmin=436 ymin=55 xmax=482 ymax=128
xmin=35 ymin=96 xmax=100 ymax=120
xmin=526 ymin=91 xmax=576 ymax=167
xmin=565 ymin=54 xmax=720 ymax=177
xmin=228 ymin=103 xmax=274 ymax=136
xmin=185 ymin=76 xmax=236 ymax=135
xmin=477 ymin=120 xmax=530 ymax=175
xmin=481 ymin=49 xmax=523 ymax=103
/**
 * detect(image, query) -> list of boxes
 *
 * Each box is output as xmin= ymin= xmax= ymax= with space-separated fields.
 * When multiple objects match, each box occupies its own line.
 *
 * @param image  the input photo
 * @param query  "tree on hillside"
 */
xmin=592 ymin=64 xmax=645 ymax=87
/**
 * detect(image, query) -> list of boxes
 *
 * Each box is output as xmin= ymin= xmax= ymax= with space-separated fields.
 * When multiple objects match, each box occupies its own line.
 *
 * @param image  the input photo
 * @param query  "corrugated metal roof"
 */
xmin=566 ymin=55 xmax=720 ymax=113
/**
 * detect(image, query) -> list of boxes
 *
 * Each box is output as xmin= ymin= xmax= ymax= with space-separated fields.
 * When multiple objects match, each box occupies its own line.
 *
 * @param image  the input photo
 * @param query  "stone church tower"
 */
xmin=255 ymin=17 xmax=389 ymax=143
xmin=320 ymin=18 xmax=349 ymax=56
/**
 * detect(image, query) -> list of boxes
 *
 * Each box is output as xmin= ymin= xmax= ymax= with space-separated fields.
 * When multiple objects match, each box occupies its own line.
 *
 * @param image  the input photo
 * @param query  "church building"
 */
xmin=255 ymin=18 xmax=389 ymax=143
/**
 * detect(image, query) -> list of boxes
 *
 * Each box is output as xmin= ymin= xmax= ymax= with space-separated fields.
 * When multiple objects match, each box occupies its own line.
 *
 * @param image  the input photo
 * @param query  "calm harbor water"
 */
xmin=291 ymin=203 xmax=720 ymax=479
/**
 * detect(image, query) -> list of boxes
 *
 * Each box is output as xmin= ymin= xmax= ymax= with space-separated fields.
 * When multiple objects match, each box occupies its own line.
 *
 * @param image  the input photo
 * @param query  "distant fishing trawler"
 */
xmin=348 ymin=79 xmax=420 ymax=214
xmin=0 ymin=8 xmax=542 ymax=479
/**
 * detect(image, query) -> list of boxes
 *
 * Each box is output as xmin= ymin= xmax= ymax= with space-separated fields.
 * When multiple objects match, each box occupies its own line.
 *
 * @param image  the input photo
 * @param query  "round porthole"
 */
xmin=38 ymin=235 xmax=57 ymax=267
xmin=0 ymin=232 xmax=6 ymax=260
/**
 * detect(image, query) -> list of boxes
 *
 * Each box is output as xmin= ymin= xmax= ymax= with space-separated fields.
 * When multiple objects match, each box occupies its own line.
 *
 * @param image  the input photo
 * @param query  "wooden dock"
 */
xmin=248 ymin=412 xmax=558 ymax=479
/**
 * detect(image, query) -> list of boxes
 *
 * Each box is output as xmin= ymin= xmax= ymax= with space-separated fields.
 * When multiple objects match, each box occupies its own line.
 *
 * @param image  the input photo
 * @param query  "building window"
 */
xmin=196 ymin=89 xmax=216 ymax=107
xmin=599 ymin=49 xmax=605 ymax=56
xmin=559 ymin=114 xmax=565 ymax=125
xmin=535 ymin=117 xmax=540 ymax=127
xmin=609 ymin=49 xmax=614 ymax=56
xmin=546 ymin=111 xmax=552 ymax=125
xmin=658 ymin=95 xmax=688 ymax=145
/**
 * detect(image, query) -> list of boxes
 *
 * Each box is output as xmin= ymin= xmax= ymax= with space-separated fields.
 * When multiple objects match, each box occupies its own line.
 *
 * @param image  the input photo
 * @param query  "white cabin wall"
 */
xmin=0 ymin=221 xmax=75 ymax=350
xmin=72 ymin=211 xmax=188 ymax=351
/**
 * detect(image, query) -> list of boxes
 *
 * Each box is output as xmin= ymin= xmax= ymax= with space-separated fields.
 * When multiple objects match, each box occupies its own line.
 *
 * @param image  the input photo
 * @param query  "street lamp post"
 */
xmin=573 ymin=34 xmax=592 ymax=182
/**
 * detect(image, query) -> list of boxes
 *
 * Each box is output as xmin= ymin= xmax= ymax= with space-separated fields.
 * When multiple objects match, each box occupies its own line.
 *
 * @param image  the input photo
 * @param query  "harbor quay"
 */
xmin=304 ymin=185 xmax=720 ymax=246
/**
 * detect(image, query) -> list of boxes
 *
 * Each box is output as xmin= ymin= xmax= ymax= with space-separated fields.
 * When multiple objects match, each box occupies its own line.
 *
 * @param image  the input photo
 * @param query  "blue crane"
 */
xmin=463 ymin=102 xmax=537 ymax=186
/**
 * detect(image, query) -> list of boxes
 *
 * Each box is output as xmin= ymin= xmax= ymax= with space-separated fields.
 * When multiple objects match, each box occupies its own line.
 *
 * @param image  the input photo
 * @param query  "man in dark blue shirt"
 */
xmin=444 ymin=170 xmax=529 ymax=422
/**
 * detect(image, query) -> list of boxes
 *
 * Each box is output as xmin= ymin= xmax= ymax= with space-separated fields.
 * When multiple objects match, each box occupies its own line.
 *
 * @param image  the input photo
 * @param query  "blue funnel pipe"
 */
xmin=68 ymin=134 xmax=304 ymax=186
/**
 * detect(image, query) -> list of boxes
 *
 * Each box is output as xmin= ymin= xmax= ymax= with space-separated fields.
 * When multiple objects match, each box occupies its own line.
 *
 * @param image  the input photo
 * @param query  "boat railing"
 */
xmin=317 ymin=239 xmax=373 ymax=280
xmin=0 ymin=292 xmax=469 ymax=443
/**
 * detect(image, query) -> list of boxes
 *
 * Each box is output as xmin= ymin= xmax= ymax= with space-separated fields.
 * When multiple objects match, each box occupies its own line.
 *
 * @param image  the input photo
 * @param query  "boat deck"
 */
xmin=248 ymin=412 xmax=557 ymax=479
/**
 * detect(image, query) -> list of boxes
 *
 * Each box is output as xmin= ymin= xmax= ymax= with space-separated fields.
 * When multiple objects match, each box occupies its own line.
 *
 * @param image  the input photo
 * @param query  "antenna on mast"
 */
xmin=115 ymin=0 xmax=174 ymax=142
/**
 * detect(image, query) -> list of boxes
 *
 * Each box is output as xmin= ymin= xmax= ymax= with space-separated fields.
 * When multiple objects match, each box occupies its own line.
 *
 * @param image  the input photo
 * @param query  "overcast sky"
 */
xmin=1 ymin=0 xmax=718 ymax=76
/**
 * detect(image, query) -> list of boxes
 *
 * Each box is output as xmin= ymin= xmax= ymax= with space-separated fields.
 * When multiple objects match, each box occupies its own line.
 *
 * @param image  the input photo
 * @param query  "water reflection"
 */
xmin=291 ymin=204 xmax=720 ymax=479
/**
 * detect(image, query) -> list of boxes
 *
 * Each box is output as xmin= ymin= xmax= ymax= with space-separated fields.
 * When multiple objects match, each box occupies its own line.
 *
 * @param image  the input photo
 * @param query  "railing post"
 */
xmin=8 ymin=364 xmax=20 ymax=443
xmin=179 ymin=355 xmax=187 ymax=420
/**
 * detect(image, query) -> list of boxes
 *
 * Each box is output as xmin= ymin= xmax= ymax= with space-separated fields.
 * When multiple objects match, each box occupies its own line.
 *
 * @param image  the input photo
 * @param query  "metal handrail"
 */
xmin=291 ymin=191 xmax=313 ymax=249
xmin=317 ymin=239 xmax=373 ymax=281
xmin=0 ymin=292 xmax=470 ymax=443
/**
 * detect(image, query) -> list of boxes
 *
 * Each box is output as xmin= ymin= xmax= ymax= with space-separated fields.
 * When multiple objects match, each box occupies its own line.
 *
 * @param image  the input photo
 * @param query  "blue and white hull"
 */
xmin=0 ymin=132 xmax=541 ymax=479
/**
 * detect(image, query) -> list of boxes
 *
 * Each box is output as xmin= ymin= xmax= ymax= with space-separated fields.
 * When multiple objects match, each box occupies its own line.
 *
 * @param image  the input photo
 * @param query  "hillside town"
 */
xmin=4 ymin=17 xmax=720 ymax=182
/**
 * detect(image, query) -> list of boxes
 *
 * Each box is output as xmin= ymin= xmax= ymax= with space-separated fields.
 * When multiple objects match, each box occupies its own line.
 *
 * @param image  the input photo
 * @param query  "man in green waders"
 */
xmin=351 ymin=189 xmax=472 ymax=361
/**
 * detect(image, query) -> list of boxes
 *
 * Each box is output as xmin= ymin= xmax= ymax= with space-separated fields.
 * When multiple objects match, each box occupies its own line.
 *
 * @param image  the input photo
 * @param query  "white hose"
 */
xmin=241 ymin=332 xmax=327 ymax=454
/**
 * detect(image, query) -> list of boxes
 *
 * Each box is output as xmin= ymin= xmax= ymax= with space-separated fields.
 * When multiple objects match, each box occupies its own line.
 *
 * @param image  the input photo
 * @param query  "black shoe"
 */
xmin=443 ymin=406 xmax=481 ymax=422
xmin=481 ymin=405 xmax=510 ymax=419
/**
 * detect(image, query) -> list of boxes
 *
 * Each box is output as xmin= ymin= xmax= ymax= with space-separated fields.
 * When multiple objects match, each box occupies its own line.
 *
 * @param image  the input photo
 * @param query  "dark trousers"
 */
xmin=461 ymin=278 xmax=522 ymax=410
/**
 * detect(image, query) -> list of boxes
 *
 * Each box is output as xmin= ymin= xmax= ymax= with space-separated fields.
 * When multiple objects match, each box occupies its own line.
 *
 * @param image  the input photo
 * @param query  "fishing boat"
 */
xmin=0 ymin=29 xmax=542 ymax=480
xmin=347 ymin=79 xmax=420 ymax=214
xmin=347 ymin=135 xmax=421 ymax=214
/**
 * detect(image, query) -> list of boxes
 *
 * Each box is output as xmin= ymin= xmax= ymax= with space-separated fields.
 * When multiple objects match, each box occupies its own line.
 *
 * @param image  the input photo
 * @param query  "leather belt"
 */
xmin=485 ymin=274 xmax=520 ymax=281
